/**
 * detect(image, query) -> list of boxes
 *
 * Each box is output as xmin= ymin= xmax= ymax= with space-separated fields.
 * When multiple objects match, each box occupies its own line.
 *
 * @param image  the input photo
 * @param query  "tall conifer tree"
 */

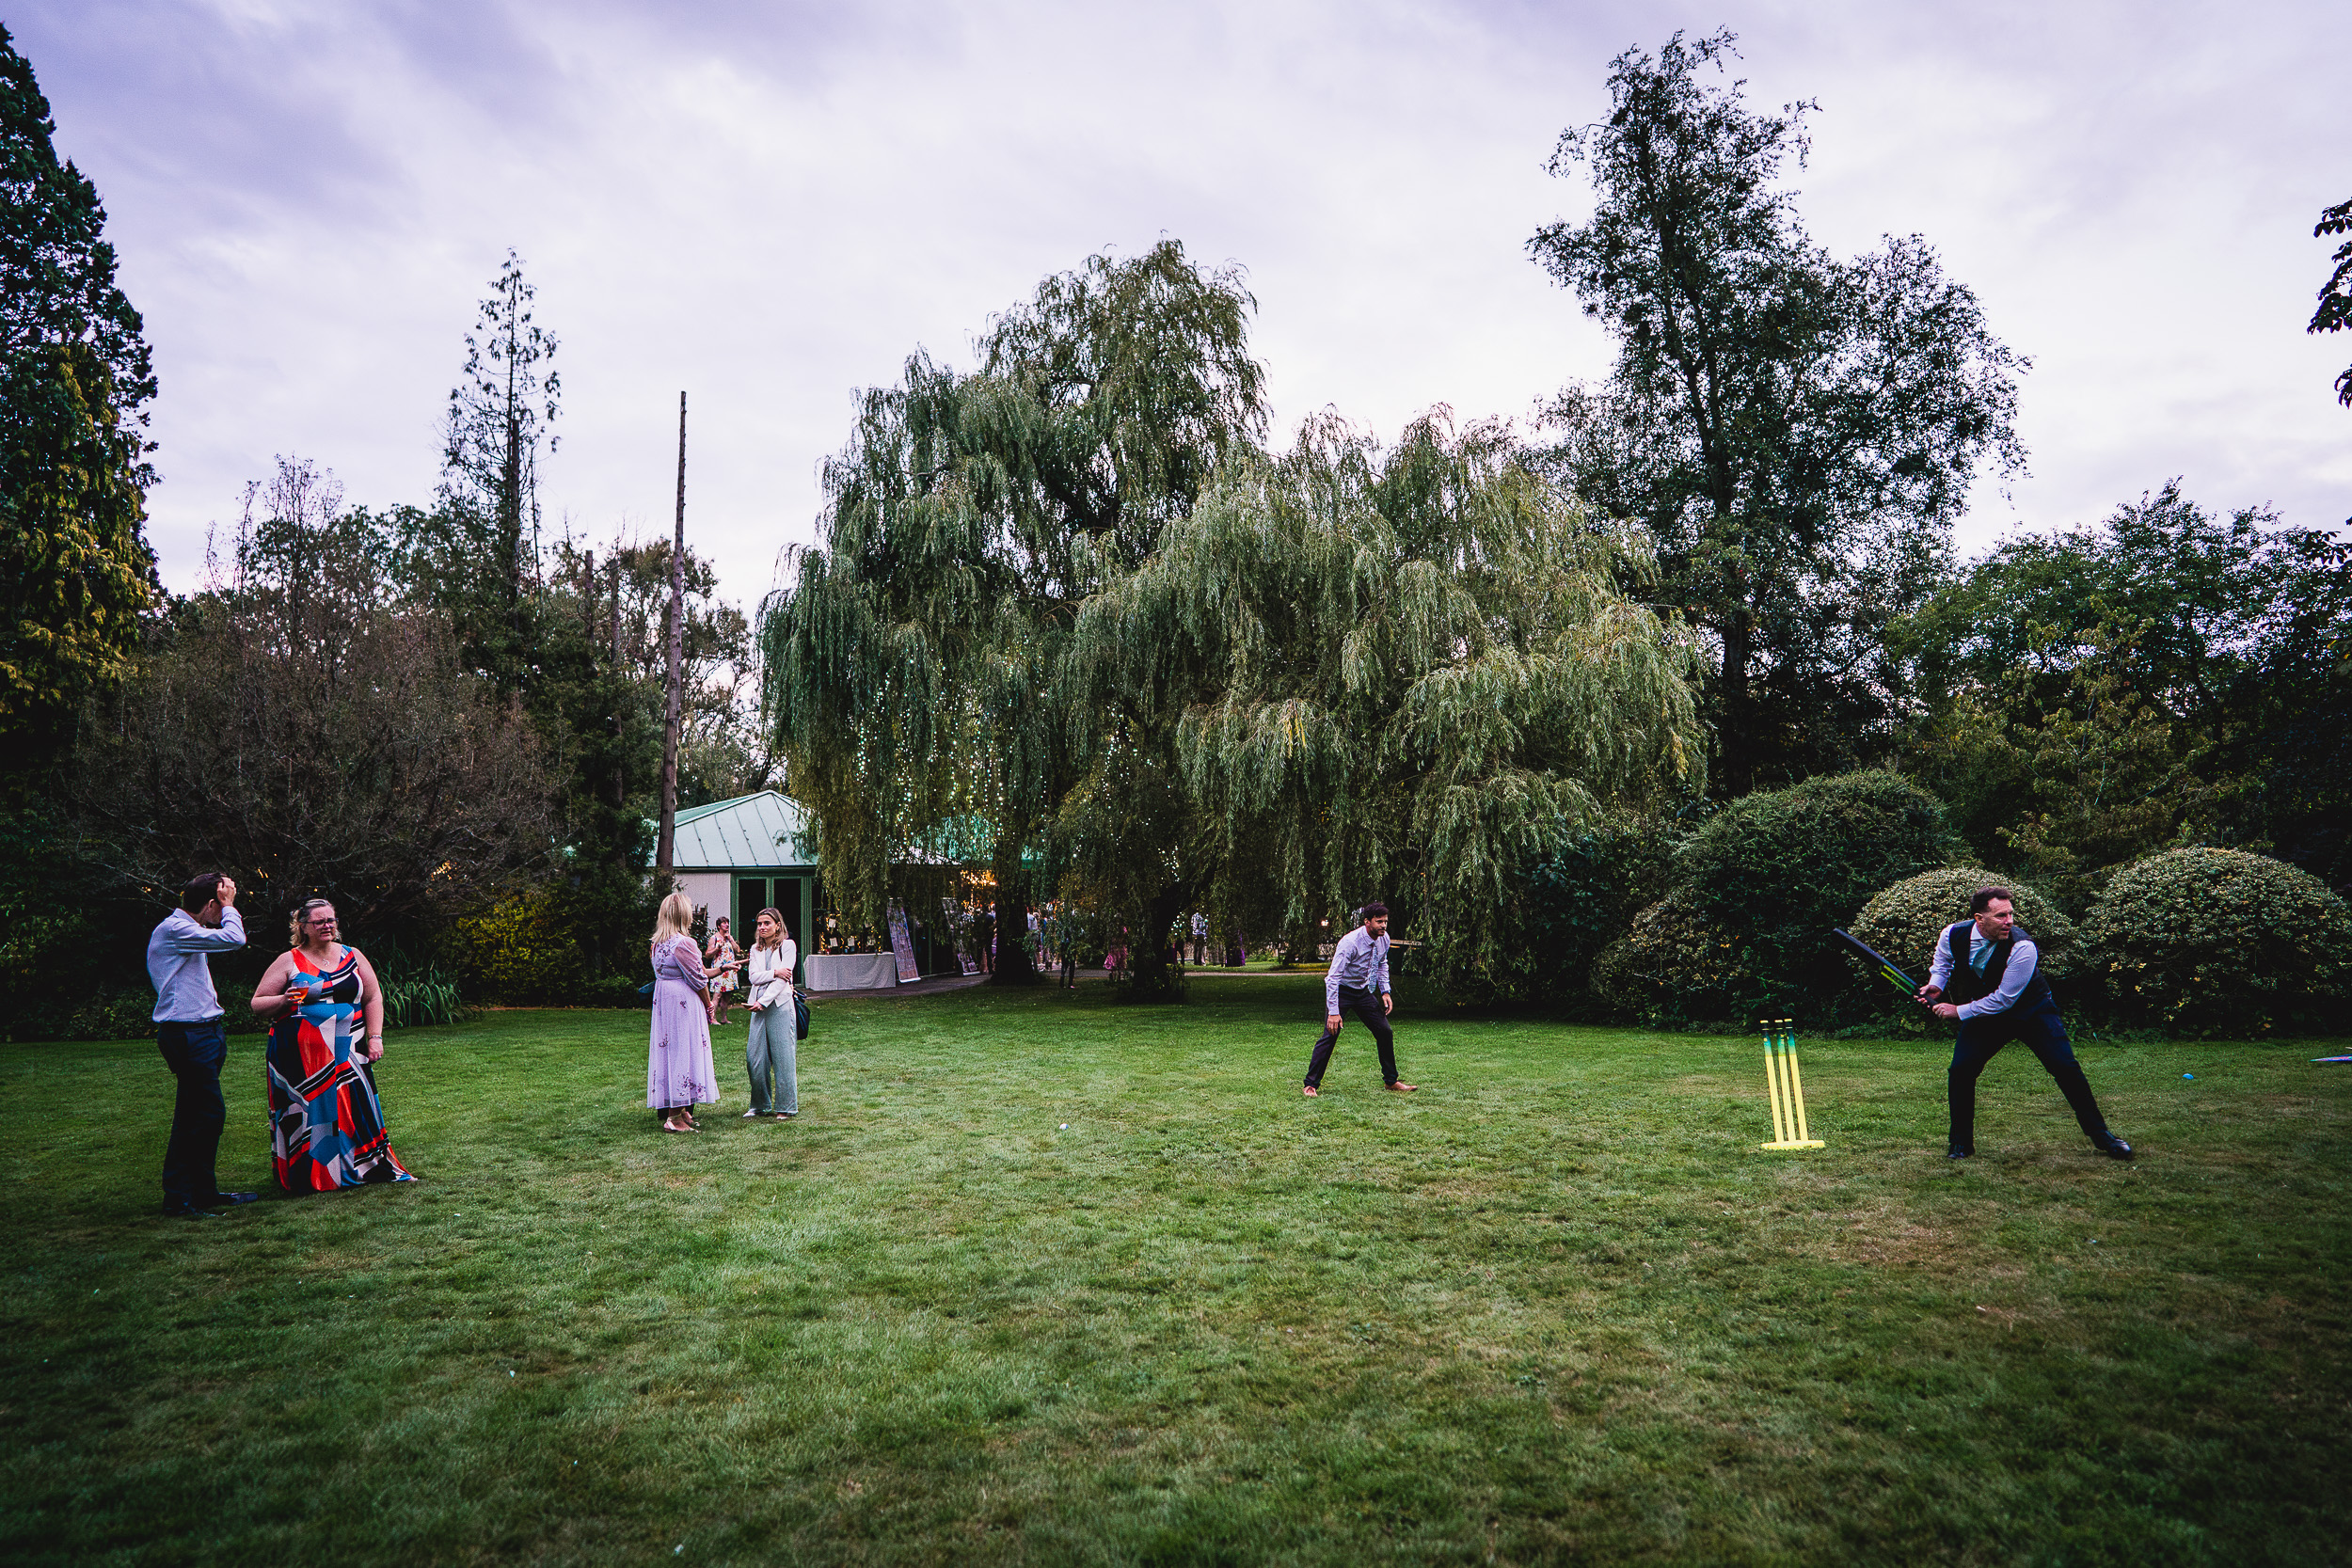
xmin=0 ymin=23 xmax=157 ymax=767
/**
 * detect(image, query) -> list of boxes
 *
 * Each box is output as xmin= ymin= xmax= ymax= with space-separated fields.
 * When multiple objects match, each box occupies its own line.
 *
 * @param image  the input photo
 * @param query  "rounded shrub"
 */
xmin=1846 ymin=867 xmax=2075 ymax=1026
xmin=1669 ymin=770 xmax=1961 ymax=1021
xmin=1590 ymin=894 xmax=1756 ymax=1025
xmin=1677 ymin=770 xmax=1962 ymax=927
xmin=2081 ymin=847 xmax=2352 ymax=1036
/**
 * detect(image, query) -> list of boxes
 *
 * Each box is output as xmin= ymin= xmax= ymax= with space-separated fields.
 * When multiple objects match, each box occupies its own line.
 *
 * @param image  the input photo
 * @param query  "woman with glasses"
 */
xmin=251 ymin=898 xmax=415 ymax=1191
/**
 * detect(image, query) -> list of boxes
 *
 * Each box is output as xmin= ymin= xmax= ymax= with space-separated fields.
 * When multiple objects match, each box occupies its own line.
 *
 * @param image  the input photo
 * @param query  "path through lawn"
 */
xmin=2 ymin=978 xmax=2345 ymax=1565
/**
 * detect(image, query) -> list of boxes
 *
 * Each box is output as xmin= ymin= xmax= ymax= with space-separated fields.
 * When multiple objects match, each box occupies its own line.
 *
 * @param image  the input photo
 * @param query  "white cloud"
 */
xmin=14 ymin=0 xmax=2348 ymax=613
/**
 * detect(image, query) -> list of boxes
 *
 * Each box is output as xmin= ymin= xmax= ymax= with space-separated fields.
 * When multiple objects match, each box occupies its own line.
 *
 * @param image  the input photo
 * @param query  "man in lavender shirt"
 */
xmin=1301 ymin=903 xmax=1416 ymax=1098
xmin=1918 ymin=885 xmax=2132 ymax=1162
xmin=147 ymin=873 xmax=259 ymax=1216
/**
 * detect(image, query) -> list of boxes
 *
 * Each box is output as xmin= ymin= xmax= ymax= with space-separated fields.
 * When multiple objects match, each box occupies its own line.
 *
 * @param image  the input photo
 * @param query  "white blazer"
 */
xmin=746 ymin=940 xmax=796 ymax=1008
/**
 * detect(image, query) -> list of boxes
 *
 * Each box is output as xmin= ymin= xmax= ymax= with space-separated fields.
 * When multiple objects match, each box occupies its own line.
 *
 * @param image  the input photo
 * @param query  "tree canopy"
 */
xmin=1529 ymin=28 xmax=2026 ymax=797
xmin=763 ymin=241 xmax=1267 ymax=984
xmin=1076 ymin=410 xmax=1706 ymax=994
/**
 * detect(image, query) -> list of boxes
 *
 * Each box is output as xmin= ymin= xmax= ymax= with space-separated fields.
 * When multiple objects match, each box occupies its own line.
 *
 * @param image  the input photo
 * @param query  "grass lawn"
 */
xmin=2 ymin=977 xmax=2346 ymax=1566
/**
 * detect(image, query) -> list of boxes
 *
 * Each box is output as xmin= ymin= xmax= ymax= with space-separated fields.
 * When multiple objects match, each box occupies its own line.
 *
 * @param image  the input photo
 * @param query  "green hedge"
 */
xmin=1591 ymin=894 xmax=1755 ymax=1026
xmin=2081 ymin=847 xmax=2352 ymax=1036
xmin=1595 ymin=771 xmax=1963 ymax=1024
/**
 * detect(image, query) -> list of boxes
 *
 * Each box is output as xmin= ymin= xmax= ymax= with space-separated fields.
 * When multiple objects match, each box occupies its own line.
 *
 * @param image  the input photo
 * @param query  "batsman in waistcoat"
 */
xmin=1917 ymin=885 xmax=2135 ymax=1162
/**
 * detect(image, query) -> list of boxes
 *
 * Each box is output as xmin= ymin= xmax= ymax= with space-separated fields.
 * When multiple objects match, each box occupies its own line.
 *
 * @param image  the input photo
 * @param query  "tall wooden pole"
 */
xmin=656 ymin=391 xmax=686 ymax=879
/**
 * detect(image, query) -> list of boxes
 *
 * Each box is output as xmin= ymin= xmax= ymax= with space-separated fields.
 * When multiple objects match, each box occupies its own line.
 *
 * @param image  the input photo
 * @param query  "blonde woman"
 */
xmin=739 ymin=907 xmax=799 ymax=1118
xmin=647 ymin=891 xmax=719 ymax=1132
xmin=251 ymin=898 xmax=414 ymax=1191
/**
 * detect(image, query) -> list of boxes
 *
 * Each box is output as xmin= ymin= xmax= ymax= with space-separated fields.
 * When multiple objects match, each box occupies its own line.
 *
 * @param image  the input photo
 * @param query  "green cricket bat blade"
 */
xmin=1831 ymin=928 xmax=1924 ymax=999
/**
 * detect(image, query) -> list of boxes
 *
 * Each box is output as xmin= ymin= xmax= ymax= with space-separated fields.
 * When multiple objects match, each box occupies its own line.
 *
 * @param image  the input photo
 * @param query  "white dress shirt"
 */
xmin=1325 ymin=924 xmax=1391 ymax=1012
xmin=147 ymin=907 xmax=247 ymax=1022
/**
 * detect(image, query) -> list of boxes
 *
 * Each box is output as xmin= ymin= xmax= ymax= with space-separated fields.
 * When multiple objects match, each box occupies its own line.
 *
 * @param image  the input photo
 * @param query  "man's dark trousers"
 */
xmin=1948 ymin=997 xmax=2108 ymax=1149
xmin=1305 ymin=985 xmax=1397 ymax=1088
xmin=156 ymin=1021 xmax=228 ymax=1206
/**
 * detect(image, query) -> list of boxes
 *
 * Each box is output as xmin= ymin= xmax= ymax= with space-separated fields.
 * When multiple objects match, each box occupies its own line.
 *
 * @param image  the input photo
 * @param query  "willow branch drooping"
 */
xmin=762 ymin=242 xmax=1267 ymax=977
xmin=1077 ymin=410 xmax=1707 ymax=991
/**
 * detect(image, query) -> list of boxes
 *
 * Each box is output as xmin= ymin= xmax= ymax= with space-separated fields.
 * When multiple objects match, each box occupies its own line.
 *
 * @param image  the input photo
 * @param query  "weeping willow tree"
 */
xmin=762 ymin=241 xmax=1266 ymax=982
xmin=1074 ymin=410 xmax=1707 ymax=998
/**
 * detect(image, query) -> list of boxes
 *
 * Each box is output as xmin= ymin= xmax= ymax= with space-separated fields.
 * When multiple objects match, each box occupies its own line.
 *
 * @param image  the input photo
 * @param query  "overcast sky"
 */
xmin=15 ymin=0 xmax=2350 ymax=610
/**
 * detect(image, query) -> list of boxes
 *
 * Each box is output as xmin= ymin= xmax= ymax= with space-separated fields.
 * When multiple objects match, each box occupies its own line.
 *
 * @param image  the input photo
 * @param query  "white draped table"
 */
xmin=803 ymin=953 xmax=899 ymax=990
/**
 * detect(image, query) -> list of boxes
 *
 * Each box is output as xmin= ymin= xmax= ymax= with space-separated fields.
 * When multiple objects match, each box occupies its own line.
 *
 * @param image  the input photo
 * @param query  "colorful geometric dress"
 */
xmin=266 ymin=945 xmax=415 ymax=1193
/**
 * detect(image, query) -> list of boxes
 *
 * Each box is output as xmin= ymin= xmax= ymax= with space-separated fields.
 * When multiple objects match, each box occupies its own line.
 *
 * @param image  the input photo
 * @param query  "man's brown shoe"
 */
xmin=1387 ymin=1082 xmax=1418 ymax=1092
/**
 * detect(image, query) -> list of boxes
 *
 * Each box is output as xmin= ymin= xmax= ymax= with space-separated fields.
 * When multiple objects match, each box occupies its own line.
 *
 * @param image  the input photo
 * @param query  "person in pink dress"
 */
xmin=647 ymin=892 xmax=720 ymax=1133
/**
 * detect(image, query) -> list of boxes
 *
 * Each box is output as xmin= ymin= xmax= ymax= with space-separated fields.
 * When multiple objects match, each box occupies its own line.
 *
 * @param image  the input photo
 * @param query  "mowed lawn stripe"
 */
xmin=2 ymin=978 xmax=2344 ymax=1565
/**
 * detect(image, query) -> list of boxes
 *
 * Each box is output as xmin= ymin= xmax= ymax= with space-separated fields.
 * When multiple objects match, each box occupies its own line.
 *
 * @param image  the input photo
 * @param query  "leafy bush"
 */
xmin=1591 ymin=894 xmax=1756 ymax=1025
xmin=450 ymin=886 xmax=581 ymax=1006
xmin=1845 ymin=867 xmax=2076 ymax=1032
xmin=1639 ymin=771 xmax=1962 ymax=1022
xmin=2081 ymin=847 xmax=2352 ymax=1036
xmin=1450 ymin=822 xmax=1675 ymax=1013
xmin=381 ymin=964 xmax=466 ymax=1029
xmin=581 ymin=973 xmax=651 ymax=1009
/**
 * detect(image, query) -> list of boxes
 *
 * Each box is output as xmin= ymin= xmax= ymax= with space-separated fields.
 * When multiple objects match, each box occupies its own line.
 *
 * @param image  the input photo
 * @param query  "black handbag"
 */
xmin=793 ymin=990 xmax=811 ymax=1040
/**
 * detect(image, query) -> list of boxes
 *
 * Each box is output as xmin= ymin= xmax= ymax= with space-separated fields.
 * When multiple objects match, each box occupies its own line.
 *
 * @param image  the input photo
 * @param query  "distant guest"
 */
xmin=648 ymin=892 xmax=719 ymax=1133
xmin=705 ymin=916 xmax=742 ymax=1026
xmin=146 ymin=873 xmax=258 ymax=1218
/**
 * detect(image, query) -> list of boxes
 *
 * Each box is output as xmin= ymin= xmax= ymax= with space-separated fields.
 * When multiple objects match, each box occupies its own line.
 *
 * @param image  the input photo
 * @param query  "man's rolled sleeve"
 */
xmin=1927 ymin=924 xmax=1957 ymax=992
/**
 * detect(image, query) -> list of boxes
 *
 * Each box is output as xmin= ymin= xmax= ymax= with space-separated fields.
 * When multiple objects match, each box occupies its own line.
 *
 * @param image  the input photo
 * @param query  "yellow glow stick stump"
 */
xmin=1758 ymin=1018 xmax=1824 ymax=1150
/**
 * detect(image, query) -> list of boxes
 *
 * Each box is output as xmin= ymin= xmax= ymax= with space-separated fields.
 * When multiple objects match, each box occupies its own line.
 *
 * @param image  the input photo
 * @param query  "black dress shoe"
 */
xmin=205 ymin=1192 xmax=261 ymax=1206
xmin=160 ymin=1201 xmax=219 ymax=1218
xmin=1947 ymin=1143 xmax=1975 ymax=1160
xmin=2094 ymin=1134 xmax=2135 ymax=1160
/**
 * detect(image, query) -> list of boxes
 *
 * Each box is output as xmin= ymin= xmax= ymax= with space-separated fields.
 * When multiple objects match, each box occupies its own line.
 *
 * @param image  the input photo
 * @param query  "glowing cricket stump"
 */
xmin=1759 ymin=1018 xmax=1824 ymax=1150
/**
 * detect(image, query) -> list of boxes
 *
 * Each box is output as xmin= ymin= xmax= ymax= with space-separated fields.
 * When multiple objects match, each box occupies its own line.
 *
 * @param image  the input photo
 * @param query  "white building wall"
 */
xmin=675 ymin=871 xmax=732 ymax=926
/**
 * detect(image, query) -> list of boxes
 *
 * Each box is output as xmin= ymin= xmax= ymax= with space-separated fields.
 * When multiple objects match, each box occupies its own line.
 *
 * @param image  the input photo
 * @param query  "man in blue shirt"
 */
xmin=1918 ymin=885 xmax=2132 ymax=1162
xmin=147 ymin=872 xmax=260 ymax=1216
xmin=1301 ymin=903 xmax=1416 ymax=1098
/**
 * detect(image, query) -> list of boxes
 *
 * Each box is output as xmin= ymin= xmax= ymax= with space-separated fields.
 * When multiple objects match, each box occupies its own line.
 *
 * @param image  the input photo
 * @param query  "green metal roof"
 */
xmin=649 ymin=791 xmax=815 ymax=870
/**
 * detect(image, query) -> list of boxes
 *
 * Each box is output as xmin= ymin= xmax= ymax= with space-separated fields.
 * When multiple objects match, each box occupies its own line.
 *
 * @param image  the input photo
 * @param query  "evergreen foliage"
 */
xmin=67 ymin=463 xmax=552 ymax=958
xmin=0 ymin=24 xmax=156 ymax=759
xmin=1530 ymin=28 xmax=2025 ymax=796
xmin=1591 ymin=892 xmax=1747 ymax=1025
xmin=2081 ymin=847 xmax=2352 ymax=1036
xmin=1078 ymin=411 xmax=1705 ymax=1000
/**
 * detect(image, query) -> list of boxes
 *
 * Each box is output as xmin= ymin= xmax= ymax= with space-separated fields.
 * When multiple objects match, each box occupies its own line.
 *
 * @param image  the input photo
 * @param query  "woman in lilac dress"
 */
xmin=648 ymin=892 xmax=719 ymax=1133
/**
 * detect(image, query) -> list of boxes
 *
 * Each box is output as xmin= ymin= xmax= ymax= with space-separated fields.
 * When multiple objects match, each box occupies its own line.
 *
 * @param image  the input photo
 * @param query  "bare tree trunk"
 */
xmin=1719 ymin=595 xmax=1753 ymax=799
xmin=657 ymin=391 xmax=686 ymax=879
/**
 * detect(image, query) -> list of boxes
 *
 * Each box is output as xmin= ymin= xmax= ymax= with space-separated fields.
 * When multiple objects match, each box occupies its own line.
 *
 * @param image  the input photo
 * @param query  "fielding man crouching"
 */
xmin=1301 ymin=903 xmax=1415 ymax=1098
xmin=1917 ymin=885 xmax=2133 ymax=1162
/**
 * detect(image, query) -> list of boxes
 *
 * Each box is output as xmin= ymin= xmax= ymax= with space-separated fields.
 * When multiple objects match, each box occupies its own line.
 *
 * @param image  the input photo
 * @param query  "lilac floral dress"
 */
xmin=647 ymin=935 xmax=718 ymax=1111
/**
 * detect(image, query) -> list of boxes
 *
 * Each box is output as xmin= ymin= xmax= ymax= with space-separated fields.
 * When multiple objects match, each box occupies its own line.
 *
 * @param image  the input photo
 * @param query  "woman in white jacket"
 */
xmin=740 ymin=907 xmax=800 ymax=1118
